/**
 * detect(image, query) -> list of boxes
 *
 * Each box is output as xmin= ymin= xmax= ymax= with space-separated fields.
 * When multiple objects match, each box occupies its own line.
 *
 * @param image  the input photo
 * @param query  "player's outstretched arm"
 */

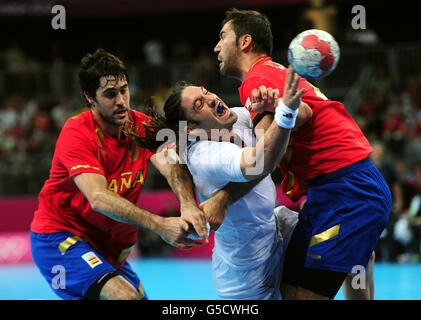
xmin=73 ymin=172 xmax=201 ymax=249
xmin=241 ymin=66 xmax=305 ymax=180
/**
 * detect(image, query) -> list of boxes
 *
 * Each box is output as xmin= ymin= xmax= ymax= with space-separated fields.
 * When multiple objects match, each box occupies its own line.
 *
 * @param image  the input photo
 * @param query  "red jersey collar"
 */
xmin=90 ymin=108 xmax=133 ymax=141
xmin=248 ymin=56 xmax=271 ymax=75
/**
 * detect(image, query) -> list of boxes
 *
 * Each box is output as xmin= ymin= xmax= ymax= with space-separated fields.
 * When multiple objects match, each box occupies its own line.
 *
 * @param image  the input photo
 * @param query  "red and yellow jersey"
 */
xmin=239 ymin=56 xmax=373 ymax=201
xmin=31 ymin=108 xmax=155 ymax=268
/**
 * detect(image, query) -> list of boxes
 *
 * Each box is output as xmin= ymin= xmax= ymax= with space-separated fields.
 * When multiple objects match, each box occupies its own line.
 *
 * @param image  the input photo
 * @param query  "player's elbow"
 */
xmin=241 ymin=160 xmax=275 ymax=181
xmin=90 ymin=191 xmax=107 ymax=213
xmin=267 ymin=162 xmax=279 ymax=175
xmin=241 ymin=166 xmax=273 ymax=182
xmin=241 ymin=147 xmax=281 ymax=180
xmin=261 ymin=158 xmax=278 ymax=176
xmin=262 ymin=160 xmax=280 ymax=177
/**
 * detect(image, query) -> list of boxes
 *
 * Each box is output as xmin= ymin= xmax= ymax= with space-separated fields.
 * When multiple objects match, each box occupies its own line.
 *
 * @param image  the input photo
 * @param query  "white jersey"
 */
xmin=184 ymin=107 xmax=296 ymax=299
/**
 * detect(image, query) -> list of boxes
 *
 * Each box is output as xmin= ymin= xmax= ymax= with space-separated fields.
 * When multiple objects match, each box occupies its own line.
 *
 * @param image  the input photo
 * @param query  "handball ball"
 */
xmin=288 ymin=29 xmax=340 ymax=80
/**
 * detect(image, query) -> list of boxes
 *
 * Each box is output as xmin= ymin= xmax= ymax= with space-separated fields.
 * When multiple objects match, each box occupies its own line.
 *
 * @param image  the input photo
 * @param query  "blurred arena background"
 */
xmin=1 ymin=0 xmax=421 ymax=300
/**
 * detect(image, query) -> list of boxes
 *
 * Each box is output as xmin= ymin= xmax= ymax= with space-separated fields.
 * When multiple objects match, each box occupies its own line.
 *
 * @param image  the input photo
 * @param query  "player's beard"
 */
xmin=99 ymin=107 xmax=129 ymax=127
xmin=220 ymin=45 xmax=240 ymax=78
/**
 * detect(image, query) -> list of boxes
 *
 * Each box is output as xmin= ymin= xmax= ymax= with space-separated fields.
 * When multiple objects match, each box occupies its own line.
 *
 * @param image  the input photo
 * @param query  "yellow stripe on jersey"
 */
xmin=70 ymin=164 xmax=100 ymax=171
xmin=58 ymin=235 xmax=84 ymax=255
xmin=138 ymin=281 xmax=145 ymax=299
xmin=309 ymin=224 xmax=340 ymax=248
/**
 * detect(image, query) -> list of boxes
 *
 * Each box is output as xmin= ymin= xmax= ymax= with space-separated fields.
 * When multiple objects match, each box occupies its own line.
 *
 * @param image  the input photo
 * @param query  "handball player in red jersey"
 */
xmin=212 ymin=8 xmax=391 ymax=300
xmin=30 ymin=49 xmax=209 ymax=300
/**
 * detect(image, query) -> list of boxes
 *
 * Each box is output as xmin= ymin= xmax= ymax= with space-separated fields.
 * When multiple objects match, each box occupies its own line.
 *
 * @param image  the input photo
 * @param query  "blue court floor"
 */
xmin=0 ymin=259 xmax=420 ymax=300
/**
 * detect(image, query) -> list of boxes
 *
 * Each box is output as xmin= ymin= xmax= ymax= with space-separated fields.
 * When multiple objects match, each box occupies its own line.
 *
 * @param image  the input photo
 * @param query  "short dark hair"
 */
xmin=78 ymin=48 xmax=129 ymax=106
xmin=222 ymin=8 xmax=273 ymax=56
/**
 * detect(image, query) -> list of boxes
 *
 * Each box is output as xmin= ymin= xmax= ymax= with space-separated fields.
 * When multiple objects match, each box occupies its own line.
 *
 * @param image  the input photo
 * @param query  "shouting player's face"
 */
xmin=214 ymin=21 xmax=241 ymax=77
xmin=90 ymin=75 xmax=130 ymax=127
xmin=180 ymin=86 xmax=237 ymax=133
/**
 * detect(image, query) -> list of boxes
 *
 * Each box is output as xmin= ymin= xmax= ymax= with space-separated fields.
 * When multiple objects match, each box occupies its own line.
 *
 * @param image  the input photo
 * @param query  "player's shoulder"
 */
xmin=250 ymin=57 xmax=286 ymax=75
xmin=231 ymin=107 xmax=252 ymax=127
xmin=188 ymin=139 xmax=240 ymax=160
xmin=59 ymin=109 xmax=104 ymax=148
xmin=63 ymin=108 xmax=94 ymax=134
xmin=130 ymin=109 xmax=150 ymax=122
xmin=231 ymin=107 xmax=248 ymax=118
xmin=260 ymin=59 xmax=287 ymax=72
xmin=186 ymin=140 xmax=209 ymax=169
xmin=188 ymin=139 xmax=216 ymax=155
xmin=243 ymin=58 xmax=287 ymax=89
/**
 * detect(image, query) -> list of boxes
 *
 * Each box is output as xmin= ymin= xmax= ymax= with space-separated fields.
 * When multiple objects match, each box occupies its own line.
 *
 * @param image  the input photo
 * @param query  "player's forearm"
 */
xmin=245 ymin=98 xmax=299 ymax=179
xmin=242 ymin=120 xmax=291 ymax=179
xmin=163 ymin=163 xmax=198 ymax=208
xmin=214 ymin=176 xmax=265 ymax=206
xmin=253 ymin=113 xmax=284 ymax=175
xmin=90 ymin=189 xmax=163 ymax=232
xmin=256 ymin=120 xmax=291 ymax=175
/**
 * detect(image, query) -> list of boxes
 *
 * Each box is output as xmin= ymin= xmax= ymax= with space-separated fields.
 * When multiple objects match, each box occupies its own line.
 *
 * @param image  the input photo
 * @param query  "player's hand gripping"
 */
xmin=250 ymin=86 xmax=280 ymax=114
xmin=156 ymin=216 xmax=202 ymax=250
xmin=180 ymin=202 xmax=209 ymax=243
xmin=198 ymin=193 xmax=228 ymax=231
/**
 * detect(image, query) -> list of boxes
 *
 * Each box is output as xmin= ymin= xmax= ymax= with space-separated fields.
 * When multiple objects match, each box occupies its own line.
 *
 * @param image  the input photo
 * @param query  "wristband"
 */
xmin=274 ymin=100 xmax=298 ymax=129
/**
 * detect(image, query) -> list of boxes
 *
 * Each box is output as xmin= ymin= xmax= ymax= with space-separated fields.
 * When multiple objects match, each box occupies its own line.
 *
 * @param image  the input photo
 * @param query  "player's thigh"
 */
xmin=84 ymin=261 xmax=148 ymax=300
xmin=282 ymin=267 xmax=347 ymax=300
xmin=302 ymin=162 xmax=389 ymax=273
xmin=281 ymin=218 xmax=309 ymax=289
xmin=342 ymin=251 xmax=375 ymax=300
xmin=298 ymin=267 xmax=347 ymax=299
xmin=118 ymin=259 xmax=148 ymax=299
xmin=31 ymin=231 xmax=120 ymax=299
xmin=280 ymin=283 xmax=297 ymax=300
xmin=99 ymin=275 xmax=140 ymax=300
xmin=280 ymin=222 xmax=347 ymax=299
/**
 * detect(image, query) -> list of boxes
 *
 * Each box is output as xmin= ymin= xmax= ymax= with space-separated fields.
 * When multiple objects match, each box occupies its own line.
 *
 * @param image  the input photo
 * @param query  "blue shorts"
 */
xmin=30 ymin=231 xmax=147 ymax=300
xmin=284 ymin=158 xmax=392 ymax=273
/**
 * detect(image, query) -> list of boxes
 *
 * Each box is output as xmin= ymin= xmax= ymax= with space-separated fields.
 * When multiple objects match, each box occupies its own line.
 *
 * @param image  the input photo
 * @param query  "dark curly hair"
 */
xmin=78 ymin=48 xmax=129 ymax=107
xmin=123 ymin=80 xmax=198 ymax=152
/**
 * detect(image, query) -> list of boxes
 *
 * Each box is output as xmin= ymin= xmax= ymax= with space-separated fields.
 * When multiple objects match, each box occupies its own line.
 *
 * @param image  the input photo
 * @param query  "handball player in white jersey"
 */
xmin=131 ymin=67 xmax=311 ymax=299
xmin=184 ymin=104 xmax=298 ymax=300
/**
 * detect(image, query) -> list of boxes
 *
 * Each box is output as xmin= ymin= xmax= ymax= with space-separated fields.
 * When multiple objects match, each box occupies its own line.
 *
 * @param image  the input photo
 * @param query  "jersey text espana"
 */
xmin=31 ymin=109 xmax=154 ymax=267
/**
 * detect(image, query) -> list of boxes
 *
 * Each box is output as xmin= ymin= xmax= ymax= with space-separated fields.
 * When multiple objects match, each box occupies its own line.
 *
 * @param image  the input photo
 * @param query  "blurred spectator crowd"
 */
xmin=355 ymin=65 xmax=421 ymax=263
xmin=1 ymin=38 xmax=421 ymax=263
xmin=0 ymin=38 xmax=222 ymax=195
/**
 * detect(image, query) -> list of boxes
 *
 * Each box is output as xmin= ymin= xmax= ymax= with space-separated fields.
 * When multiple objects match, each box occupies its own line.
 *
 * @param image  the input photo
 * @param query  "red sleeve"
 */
xmin=55 ymin=122 xmax=105 ymax=178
